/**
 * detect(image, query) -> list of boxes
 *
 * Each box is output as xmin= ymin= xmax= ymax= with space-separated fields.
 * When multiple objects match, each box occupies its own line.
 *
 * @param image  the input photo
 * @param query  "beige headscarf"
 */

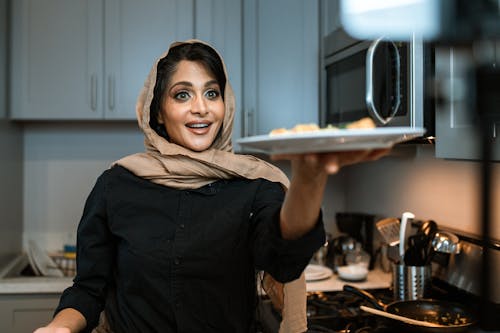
xmin=114 ymin=39 xmax=289 ymax=190
xmin=113 ymin=40 xmax=307 ymax=333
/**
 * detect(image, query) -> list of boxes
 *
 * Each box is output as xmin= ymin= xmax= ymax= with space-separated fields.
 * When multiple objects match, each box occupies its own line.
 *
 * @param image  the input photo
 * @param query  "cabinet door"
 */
xmin=104 ymin=0 xmax=194 ymax=120
xmin=10 ymin=0 xmax=104 ymax=120
xmin=242 ymin=0 xmax=319 ymax=136
xmin=0 ymin=294 xmax=60 ymax=333
xmin=194 ymin=0 xmax=243 ymax=147
xmin=435 ymin=46 xmax=500 ymax=160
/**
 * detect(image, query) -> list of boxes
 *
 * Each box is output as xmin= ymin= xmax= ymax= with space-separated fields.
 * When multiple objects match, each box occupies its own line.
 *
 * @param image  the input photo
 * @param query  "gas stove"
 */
xmin=304 ymin=289 xmax=397 ymax=333
xmin=257 ymin=229 xmax=500 ymax=333
xmin=257 ymin=288 xmax=399 ymax=333
xmin=257 ymin=283 xmax=484 ymax=333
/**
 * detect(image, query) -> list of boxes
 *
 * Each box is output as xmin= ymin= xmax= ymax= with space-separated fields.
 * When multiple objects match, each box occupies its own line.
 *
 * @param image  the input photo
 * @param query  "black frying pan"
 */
xmin=343 ymin=285 xmax=477 ymax=333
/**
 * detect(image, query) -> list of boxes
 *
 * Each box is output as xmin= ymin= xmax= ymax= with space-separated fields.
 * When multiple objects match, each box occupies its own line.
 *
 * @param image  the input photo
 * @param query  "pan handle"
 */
xmin=342 ymin=285 xmax=386 ymax=310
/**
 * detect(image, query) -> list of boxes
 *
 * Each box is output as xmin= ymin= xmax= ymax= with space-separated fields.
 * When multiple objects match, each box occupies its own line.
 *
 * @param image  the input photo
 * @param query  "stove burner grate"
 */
xmin=305 ymin=290 xmax=396 ymax=333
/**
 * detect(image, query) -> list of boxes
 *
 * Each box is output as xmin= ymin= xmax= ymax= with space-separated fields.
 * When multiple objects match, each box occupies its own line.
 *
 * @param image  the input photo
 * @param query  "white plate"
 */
xmin=305 ymin=264 xmax=333 ymax=281
xmin=27 ymin=245 xmax=41 ymax=276
xmin=337 ymin=265 xmax=369 ymax=281
xmin=237 ymin=127 xmax=426 ymax=155
xmin=28 ymin=240 xmax=64 ymax=277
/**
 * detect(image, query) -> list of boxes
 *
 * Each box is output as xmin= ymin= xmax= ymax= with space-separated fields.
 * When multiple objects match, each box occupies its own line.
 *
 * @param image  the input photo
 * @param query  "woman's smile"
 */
xmin=186 ymin=121 xmax=212 ymax=134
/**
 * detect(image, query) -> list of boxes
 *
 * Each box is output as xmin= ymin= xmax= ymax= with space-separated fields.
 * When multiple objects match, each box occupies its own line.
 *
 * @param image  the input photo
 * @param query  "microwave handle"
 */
xmin=365 ymin=38 xmax=401 ymax=125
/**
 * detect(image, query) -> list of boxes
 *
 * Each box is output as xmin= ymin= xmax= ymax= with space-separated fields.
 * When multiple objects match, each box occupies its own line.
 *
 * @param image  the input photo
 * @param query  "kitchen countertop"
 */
xmin=0 ymin=253 xmax=391 ymax=295
xmin=0 ymin=270 xmax=392 ymax=295
xmin=0 ymin=254 xmax=74 ymax=294
xmin=306 ymin=268 xmax=392 ymax=292
xmin=0 ymin=276 xmax=73 ymax=294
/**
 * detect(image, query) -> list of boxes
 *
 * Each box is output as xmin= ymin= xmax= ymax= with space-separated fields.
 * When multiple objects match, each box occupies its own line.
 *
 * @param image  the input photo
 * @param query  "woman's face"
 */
xmin=159 ymin=60 xmax=225 ymax=152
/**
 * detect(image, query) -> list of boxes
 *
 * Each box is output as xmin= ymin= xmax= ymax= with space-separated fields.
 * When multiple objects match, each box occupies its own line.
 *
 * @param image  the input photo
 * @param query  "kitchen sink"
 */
xmin=0 ymin=253 xmax=38 ymax=279
xmin=0 ymin=254 xmax=72 ymax=295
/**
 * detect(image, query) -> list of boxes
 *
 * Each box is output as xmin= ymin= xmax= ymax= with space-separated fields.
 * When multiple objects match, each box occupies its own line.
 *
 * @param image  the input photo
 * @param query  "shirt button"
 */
xmin=174 ymin=257 xmax=181 ymax=265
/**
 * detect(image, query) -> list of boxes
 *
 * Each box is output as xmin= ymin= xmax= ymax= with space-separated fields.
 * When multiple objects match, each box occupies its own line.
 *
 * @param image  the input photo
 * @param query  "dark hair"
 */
xmin=149 ymin=42 xmax=226 ymax=139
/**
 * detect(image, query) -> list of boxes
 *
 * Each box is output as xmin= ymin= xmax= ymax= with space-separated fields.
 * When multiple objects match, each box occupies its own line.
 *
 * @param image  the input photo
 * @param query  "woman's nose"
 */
xmin=191 ymin=96 xmax=208 ymax=115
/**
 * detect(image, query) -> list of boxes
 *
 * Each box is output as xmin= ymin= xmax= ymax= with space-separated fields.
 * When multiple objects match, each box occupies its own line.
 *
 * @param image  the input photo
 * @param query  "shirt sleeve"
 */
xmin=251 ymin=180 xmax=326 ymax=283
xmin=54 ymin=171 xmax=115 ymax=333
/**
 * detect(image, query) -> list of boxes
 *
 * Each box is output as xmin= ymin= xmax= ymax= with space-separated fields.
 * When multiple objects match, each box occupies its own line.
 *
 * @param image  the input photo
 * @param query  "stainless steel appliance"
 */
xmin=333 ymin=213 xmax=377 ymax=270
xmin=257 ymin=229 xmax=500 ymax=333
xmin=320 ymin=28 xmax=434 ymax=138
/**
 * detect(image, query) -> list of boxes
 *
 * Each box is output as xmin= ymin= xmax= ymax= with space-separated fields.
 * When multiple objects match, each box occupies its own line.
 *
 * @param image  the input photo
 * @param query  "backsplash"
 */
xmin=23 ymin=123 xmax=144 ymax=252
xmin=21 ymin=124 xmax=499 ymax=251
xmin=343 ymin=144 xmax=500 ymax=241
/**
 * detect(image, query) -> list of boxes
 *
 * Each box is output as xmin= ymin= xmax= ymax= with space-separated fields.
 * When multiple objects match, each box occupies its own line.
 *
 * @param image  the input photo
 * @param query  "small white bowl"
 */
xmin=337 ymin=265 xmax=368 ymax=281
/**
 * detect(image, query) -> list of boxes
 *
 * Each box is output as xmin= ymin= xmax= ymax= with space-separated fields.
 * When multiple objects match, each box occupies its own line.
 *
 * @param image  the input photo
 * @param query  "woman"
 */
xmin=34 ymin=40 xmax=388 ymax=333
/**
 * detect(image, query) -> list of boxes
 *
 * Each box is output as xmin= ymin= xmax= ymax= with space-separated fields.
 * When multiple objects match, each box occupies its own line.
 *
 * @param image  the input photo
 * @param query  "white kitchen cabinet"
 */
xmin=10 ymin=0 xmax=194 ymax=120
xmin=242 ymin=0 xmax=319 ymax=136
xmin=0 ymin=293 xmax=61 ymax=333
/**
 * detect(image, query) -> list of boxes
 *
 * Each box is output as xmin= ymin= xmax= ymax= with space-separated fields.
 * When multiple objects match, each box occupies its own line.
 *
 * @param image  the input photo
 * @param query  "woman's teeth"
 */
xmin=188 ymin=123 xmax=209 ymax=128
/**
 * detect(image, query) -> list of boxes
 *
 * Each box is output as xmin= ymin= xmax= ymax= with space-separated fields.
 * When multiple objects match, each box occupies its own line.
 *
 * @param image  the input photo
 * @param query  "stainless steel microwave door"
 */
xmin=366 ymin=39 xmax=407 ymax=125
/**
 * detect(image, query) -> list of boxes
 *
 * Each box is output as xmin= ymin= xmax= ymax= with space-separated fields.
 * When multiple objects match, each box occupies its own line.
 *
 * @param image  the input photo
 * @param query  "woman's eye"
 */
xmin=205 ymin=89 xmax=220 ymax=100
xmin=174 ymin=91 xmax=190 ymax=100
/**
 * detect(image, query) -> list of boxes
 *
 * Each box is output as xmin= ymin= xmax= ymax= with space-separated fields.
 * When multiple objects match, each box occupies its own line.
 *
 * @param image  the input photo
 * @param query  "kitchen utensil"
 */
xmin=432 ymin=231 xmax=461 ymax=254
xmin=420 ymin=220 xmax=438 ymax=264
xmin=360 ymin=305 xmax=446 ymax=328
xmin=393 ymin=263 xmax=431 ymax=300
xmin=343 ymin=285 xmax=477 ymax=333
xmin=420 ymin=220 xmax=438 ymax=238
xmin=375 ymin=217 xmax=400 ymax=246
xmin=404 ymin=234 xmax=427 ymax=266
xmin=399 ymin=212 xmax=415 ymax=262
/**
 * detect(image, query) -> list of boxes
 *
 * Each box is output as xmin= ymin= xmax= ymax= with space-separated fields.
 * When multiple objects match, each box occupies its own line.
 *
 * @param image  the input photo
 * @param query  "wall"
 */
xmin=23 ymin=123 xmax=143 ymax=251
xmin=344 ymin=144 xmax=500 ymax=240
xmin=22 ymin=124 xmax=500 ymax=251
xmin=262 ymin=158 xmax=348 ymax=236
xmin=0 ymin=0 xmax=23 ymax=265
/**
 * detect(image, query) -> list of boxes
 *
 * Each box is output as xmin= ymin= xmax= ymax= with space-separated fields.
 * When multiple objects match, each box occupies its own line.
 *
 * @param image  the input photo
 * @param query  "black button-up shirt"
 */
xmin=56 ymin=166 xmax=325 ymax=333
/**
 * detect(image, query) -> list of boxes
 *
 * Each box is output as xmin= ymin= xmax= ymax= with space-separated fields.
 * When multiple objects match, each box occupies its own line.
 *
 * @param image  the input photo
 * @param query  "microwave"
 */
xmin=321 ymin=28 xmax=435 ymax=137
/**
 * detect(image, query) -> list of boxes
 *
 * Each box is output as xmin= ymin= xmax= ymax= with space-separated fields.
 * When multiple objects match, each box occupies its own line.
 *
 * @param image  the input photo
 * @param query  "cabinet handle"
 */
xmin=108 ymin=75 xmax=115 ymax=111
xmin=242 ymin=109 xmax=255 ymax=137
xmin=90 ymin=74 xmax=97 ymax=111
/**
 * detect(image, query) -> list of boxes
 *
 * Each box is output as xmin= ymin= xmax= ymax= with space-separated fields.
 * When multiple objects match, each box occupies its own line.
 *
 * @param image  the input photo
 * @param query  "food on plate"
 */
xmin=269 ymin=123 xmax=320 ymax=136
xmin=345 ymin=117 xmax=376 ymax=129
xmin=269 ymin=117 xmax=376 ymax=136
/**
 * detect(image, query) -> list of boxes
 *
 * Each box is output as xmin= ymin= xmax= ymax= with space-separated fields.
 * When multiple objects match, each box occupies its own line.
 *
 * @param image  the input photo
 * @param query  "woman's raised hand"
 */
xmin=272 ymin=148 xmax=391 ymax=177
xmin=33 ymin=327 xmax=71 ymax=333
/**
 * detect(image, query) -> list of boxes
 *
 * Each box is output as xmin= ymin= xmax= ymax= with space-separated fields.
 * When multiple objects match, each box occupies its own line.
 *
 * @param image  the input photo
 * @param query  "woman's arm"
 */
xmin=276 ymin=149 xmax=389 ymax=240
xmin=33 ymin=308 xmax=86 ymax=333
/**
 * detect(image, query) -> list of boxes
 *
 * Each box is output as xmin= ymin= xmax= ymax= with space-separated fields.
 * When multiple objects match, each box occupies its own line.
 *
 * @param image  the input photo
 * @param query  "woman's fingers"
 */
xmin=271 ymin=148 xmax=391 ymax=174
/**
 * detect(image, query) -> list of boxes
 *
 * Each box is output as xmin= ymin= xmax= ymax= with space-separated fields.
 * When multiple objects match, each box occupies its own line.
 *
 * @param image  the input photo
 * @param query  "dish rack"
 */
xmin=49 ymin=252 xmax=76 ymax=277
